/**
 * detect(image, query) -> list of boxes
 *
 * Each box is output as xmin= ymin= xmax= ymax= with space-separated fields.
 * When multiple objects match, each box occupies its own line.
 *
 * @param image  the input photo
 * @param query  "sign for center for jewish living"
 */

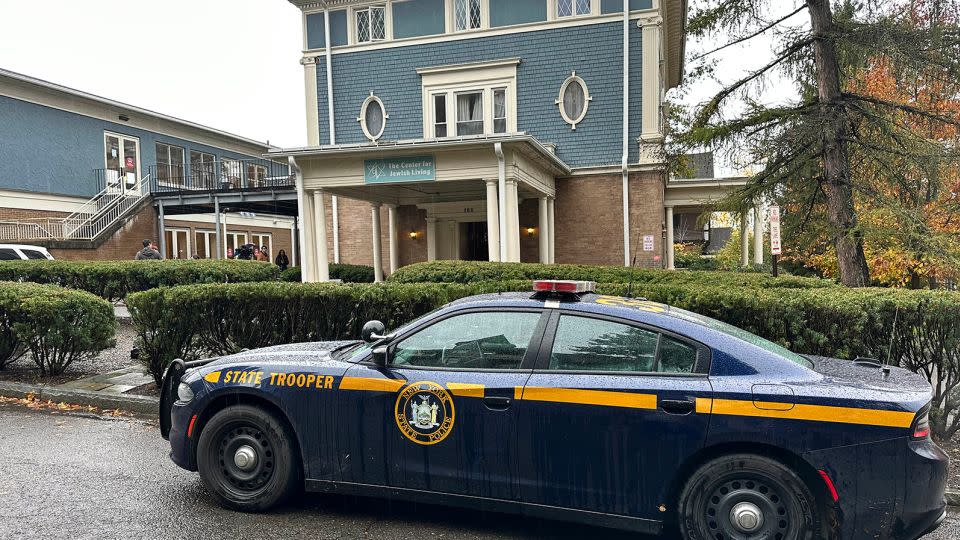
xmin=364 ymin=156 xmax=435 ymax=184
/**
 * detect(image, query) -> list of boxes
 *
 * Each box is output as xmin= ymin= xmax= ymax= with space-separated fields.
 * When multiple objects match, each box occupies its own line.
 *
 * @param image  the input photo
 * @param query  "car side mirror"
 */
xmin=361 ymin=320 xmax=386 ymax=343
xmin=372 ymin=345 xmax=388 ymax=367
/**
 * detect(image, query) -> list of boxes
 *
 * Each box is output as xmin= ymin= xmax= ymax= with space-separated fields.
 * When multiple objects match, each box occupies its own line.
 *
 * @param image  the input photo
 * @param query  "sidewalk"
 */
xmin=0 ymin=365 xmax=157 ymax=416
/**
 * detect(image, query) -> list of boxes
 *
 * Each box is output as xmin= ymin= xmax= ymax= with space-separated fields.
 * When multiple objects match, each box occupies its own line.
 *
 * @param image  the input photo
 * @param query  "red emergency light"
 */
xmin=532 ymin=280 xmax=596 ymax=294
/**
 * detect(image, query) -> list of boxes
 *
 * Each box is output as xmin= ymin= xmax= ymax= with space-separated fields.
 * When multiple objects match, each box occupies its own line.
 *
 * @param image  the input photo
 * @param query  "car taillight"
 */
xmin=911 ymin=406 xmax=931 ymax=440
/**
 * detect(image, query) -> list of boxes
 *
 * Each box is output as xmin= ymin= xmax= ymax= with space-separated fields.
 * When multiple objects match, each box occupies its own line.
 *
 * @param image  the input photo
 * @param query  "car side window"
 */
xmin=392 ymin=311 xmax=541 ymax=370
xmin=657 ymin=334 xmax=698 ymax=373
xmin=549 ymin=315 xmax=658 ymax=372
xmin=0 ymin=248 xmax=19 ymax=260
xmin=21 ymin=249 xmax=48 ymax=260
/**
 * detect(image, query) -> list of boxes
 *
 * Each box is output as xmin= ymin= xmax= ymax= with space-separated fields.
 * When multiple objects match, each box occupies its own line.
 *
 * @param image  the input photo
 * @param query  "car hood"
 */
xmin=203 ymin=340 xmax=363 ymax=369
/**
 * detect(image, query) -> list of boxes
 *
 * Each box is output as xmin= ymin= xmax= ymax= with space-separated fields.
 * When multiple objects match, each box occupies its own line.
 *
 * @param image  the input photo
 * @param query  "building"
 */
xmin=0 ymin=68 xmax=299 ymax=262
xmin=274 ymin=0 xmax=751 ymax=282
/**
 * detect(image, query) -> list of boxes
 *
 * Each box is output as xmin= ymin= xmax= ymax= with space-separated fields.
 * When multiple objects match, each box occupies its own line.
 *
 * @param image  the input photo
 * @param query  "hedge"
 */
xmin=0 ymin=282 xmax=116 ymax=375
xmin=387 ymin=261 xmax=836 ymax=290
xmin=280 ymin=263 xmax=376 ymax=283
xmin=0 ymin=260 xmax=279 ymax=301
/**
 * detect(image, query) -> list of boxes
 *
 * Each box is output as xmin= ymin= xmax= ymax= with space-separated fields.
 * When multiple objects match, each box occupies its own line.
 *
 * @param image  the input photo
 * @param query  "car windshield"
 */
xmin=664 ymin=306 xmax=814 ymax=368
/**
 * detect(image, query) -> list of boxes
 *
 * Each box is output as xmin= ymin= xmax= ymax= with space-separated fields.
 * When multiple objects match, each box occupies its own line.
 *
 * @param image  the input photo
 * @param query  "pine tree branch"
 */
xmin=846 ymin=92 xmax=960 ymax=127
xmin=692 ymin=5 xmax=809 ymax=61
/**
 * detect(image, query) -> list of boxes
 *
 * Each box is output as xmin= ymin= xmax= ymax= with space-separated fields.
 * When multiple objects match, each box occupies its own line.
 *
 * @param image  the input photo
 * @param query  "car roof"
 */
xmin=0 ymin=244 xmax=51 ymax=251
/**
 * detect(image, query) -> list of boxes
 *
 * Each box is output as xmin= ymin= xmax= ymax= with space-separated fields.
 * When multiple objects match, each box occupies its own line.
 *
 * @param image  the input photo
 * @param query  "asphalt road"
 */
xmin=0 ymin=403 xmax=956 ymax=540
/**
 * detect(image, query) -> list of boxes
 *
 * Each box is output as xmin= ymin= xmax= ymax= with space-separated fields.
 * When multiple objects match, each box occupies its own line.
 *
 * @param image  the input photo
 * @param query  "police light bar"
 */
xmin=532 ymin=280 xmax=596 ymax=294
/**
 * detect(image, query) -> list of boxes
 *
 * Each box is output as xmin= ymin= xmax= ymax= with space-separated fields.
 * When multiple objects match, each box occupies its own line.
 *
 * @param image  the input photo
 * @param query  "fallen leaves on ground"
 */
xmin=0 ymin=394 xmax=132 ymax=418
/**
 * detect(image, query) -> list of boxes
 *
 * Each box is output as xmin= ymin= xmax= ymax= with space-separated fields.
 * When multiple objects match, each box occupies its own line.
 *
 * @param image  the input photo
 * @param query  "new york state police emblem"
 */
xmin=394 ymin=381 xmax=455 ymax=445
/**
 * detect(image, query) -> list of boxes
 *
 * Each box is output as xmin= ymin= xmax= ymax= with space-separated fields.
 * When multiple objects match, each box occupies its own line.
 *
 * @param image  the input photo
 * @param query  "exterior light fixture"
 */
xmin=118 ymin=114 xmax=130 ymax=122
xmin=526 ymin=227 xmax=536 ymax=236
xmin=409 ymin=231 xmax=419 ymax=239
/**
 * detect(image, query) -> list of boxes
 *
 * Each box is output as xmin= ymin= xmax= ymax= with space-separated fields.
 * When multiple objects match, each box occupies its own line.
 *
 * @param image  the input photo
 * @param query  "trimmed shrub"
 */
xmin=0 ymin=282 xmax=116 ymax=375
xmin=0 ymin=260 xmax=279 ymax=301
xmin=0 ymin=285 xmax=25 ymax=369
xmin=387 ymin=261 xmax=836 ymax=289
xmin=280 ymin=263 xmax=376 ymax=283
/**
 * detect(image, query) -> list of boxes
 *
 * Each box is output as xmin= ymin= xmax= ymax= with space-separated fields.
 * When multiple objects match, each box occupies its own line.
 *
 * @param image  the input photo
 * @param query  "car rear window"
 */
xmin=0 ymin=248 xmax=20 ymax=260
xmin=20 ymin=249 xmax=48 ymax=260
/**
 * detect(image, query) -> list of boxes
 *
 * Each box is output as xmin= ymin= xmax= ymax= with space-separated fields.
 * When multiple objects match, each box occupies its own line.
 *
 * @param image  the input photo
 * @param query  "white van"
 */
xmin=0 ymin=244 xmax=55 ymax=260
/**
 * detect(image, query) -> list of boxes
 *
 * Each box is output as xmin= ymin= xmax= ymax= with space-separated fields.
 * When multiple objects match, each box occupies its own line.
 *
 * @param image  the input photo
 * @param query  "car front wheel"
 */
xmin=678 ymin=454 xmax=822 ymax=540
xmin=196 ymin=404 xmax=300 ymax=512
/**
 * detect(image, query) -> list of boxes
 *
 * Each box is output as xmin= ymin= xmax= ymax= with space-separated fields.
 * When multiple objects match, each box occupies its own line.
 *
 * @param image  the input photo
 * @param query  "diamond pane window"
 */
xmin=455 ymin=0 xmax=481 ymax=31
xmin=576 ymin=0 xmax=591 ymax=15
xmin=356 ymin=6 xmax=385 ymax=43
xmin=356 ymin=10 xmax=370 ymax=42
xmin=557 ymin=0 xmax=573 ymax=17
xmin=493 ymin=88 xmax=507 ymax=134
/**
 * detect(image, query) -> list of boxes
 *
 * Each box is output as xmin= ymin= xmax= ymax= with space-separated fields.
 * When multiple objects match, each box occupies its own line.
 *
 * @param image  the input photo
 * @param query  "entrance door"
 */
xmin=104 ymin=133 xmax=141 ymax=193
xmin=459 ymin=222 xmax=488 ymax=261
xmin=164 ymin=229 xmax=190 ymax=259
xmin=251 ymin=233 xmax=272 ymax=261
xmin=337 ymin=309 xmax=547 ymax=501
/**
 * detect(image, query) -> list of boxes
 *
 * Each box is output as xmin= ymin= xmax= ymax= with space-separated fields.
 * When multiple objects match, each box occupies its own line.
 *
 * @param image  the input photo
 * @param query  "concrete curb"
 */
xmin=948 ymin=490 xmax=960 ymax=507
xmin=0 ymin=380 xmax=157 ymax=416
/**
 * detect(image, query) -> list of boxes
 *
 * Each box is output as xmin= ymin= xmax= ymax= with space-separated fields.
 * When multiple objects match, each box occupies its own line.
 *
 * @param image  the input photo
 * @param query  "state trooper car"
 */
xmin=160 ymin=280 xmax=948 ymax=539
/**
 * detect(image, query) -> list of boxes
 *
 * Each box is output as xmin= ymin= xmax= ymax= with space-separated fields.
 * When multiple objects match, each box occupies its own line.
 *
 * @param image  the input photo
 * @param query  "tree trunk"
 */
xmin=807 ymin=0 xmax=871 ymax=286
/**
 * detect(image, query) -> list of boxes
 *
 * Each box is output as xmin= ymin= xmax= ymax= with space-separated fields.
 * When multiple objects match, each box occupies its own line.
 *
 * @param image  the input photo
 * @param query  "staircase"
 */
xmin=0 ymin=175 xmax=152 ymax=243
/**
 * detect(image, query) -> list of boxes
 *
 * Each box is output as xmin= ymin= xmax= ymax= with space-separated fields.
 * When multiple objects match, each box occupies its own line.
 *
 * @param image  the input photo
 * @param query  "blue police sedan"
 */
xmin=160 ymin=280 xmax=948 ymax=539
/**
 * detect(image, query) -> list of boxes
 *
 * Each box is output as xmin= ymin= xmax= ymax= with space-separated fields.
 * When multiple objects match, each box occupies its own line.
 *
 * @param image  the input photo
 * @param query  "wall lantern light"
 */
xmin=525 ymin=227 xmax=536 ymax=236
xmin=409 ymin=231 xmax=419 ymax=239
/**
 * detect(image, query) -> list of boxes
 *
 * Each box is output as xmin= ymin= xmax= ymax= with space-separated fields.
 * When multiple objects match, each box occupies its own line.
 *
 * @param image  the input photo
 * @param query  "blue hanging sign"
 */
xmin=364 ymin=156 xmax=435 ymax=184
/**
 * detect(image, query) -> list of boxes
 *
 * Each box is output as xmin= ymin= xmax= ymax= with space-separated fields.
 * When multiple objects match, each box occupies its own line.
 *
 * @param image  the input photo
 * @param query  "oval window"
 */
xmin=358 ymin=93 xmax=388 ymax=141
xmin=556 ymin=72 xmax=592 ymax=130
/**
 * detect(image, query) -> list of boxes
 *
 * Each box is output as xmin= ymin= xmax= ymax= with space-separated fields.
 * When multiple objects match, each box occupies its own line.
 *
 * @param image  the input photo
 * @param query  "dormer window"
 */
xmin=557 ymin=0 xmax=591 ymax=18
xmin=355 ymin=5 xmax=386 ymax=43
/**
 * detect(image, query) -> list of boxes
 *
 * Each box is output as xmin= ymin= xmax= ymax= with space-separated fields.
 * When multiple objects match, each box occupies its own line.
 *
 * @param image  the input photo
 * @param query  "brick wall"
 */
xmin=0 ymin=207 xmax=70 ymax=221
xmin=48 ymin=205 xmax=159 ymax=261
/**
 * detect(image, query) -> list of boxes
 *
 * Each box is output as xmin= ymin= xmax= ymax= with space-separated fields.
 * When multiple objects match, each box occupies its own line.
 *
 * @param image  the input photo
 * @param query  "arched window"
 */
xmin=358 ymin=92 xmax=388 ymax=141
xmin=556 ymin=72 xmax=592 ymax=130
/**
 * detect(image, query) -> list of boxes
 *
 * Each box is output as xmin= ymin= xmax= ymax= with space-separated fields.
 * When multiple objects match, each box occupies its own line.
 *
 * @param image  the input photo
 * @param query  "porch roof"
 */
xmin=664 ymin=176 xmax=748 ymax=208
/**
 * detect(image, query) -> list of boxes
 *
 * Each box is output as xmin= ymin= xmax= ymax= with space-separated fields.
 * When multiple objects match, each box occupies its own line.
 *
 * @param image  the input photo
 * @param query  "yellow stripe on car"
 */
xmin=706 ymin=398 xmax=915 ymax=428
xmin=338 ymin=377 xmax=405 ymax=393
xmin=203 ymin=371 xmax=221 ymax=383
xmin=518 ymin=387 xmax=658 ymax=410
xmin=446 ymin=382 xmax=485 ymax=398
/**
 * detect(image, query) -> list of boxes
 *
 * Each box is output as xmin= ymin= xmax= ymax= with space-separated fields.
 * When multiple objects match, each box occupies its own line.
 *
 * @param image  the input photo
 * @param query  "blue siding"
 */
xmin=601 ymin=0 xmax=654 ymax=13
xmin=490 ymin=0 xmax=547 ymax=27
xmin=306 ymin=13 xmax=326 ymax=49
xmin=316 ymin=21 xmax=644 ymax=168
xmin=330 ymin=10 xmax=349 ymax=47
xmin=0 ymin=95 xmax=264 ymax=198
xmin=394 ymin=0 xmax=446 ymax=39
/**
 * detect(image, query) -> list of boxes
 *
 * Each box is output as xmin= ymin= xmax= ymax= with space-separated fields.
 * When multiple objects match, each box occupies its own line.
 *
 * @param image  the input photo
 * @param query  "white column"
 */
xmin=371 ymin=202 xmax=383 ymax=283
xmin=504 ymin=179 xmax=521 ymax=262
xmin=639 ymin=14 xmax=663 ymax=140
xmin=753 ymin=204 xmax=764 ymax=266
xmin=426 ymin=218 xmax=437 ymax=261
xmin=213 ymin=197 xmax=222 ymax=260
xmin=157 ymin=201 xmax=167 ymax=259
xmin=221 ymin=212 xmax=229 ymax=259
xmin=289 ymin=219 xmax=298 ymax=267
xmin=665 ymin=206 xmax=675 ymax=270
xmin=332 ymin=196 xmax=340 ymax=263
xmin=538 ymin=197 xmax=549 ymax=263
xmin=740 ymin=210 xmax=750 ymax=268
xmin=313 ymin=190 xmax=329 ymax=281
xmin=387 ymin=204 xmax=399 ymax=274
xmin=485 ymin=180 xmax=501 ymax=262
xmin=547 ymin=196 xmax=556 ymax=264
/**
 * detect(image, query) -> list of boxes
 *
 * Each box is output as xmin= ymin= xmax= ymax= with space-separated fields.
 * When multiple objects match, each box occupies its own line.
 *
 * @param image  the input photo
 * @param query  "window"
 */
xmin=0 ymin=249 xmax=20 ymax=260
xmin=493 ymin=88 xmax=507 ymax=134
xmin=355 ymin=5 xmax=385 ymax=43
xmin=558 ymin=0 xmax=591 ymax=17
xmin=456 ymin=92 xmax=484 ymax=135
xmin=195 ymin=230 xmax=216 ymax=258
xmin=246 ymin=163 xmax=268 ymax=188
xmin=190 ymin=151 xmax=216 ymax=189
xmin=20 ymin=249 xmax=49 ymax=260
xmin=557 ymin=72 xmax=592 ymax=130
xmin=433 ymin=94 xmax=448 ymax=137
xmin=221 ymin=158 xmax=242 ymax=188
xmin=358 ymin=93 xmax=388 ymax=141
xmin=548 ymin=315 xmax=701 ymax=374
xmin=392 ymin=311 xmax=541 ymax=370
xmin=156 ymin=143 xmax=185 ymax=186
xmin=251 ymin=233 xmax=272 ymax=261
xmin=454 ymin=0 xmax=482 ymax=31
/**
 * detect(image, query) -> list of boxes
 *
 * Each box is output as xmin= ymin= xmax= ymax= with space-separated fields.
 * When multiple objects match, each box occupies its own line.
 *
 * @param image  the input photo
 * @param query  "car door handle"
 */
xmin=660 ymin=399 xmax=695 ymax=415
xmin=483 ymin=396 xmax=512 ymax=411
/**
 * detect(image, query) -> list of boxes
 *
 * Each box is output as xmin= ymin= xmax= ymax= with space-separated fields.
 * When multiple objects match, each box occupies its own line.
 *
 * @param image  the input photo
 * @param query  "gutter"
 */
xmin=324 ymin=8 xmax=341 ymax=263
xmin=495 ymin=142 xmax=507 ymax=262
xmin=622 ymin=2 xmax=631 ymax=267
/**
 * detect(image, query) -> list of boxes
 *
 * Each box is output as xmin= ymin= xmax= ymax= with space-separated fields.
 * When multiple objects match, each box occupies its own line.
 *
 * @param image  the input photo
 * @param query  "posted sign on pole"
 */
xmin=769 ymin=206 xmax=782 ymax=255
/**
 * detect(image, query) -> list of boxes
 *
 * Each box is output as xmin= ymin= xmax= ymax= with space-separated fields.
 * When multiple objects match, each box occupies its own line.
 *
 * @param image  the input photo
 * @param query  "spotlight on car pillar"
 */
xmin=361 ymin=320 xmax=386 ymax=343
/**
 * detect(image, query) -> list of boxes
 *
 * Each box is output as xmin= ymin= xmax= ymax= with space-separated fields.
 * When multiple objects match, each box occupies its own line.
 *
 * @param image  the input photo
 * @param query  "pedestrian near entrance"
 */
xmin=275 ymin=249 xmax=289 ymax=271
xmin=134 ymin=239 xmax=162 ymax=260
xmin=257 ymin=245 xmax=270 ymax=262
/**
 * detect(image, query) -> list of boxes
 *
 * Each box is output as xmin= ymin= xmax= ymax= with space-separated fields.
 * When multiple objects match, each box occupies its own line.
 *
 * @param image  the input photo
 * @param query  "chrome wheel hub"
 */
xmin=730 ymin=501 xmax=764 ymax=533
xmin=233 ymin=445 xmax=258 ymax=471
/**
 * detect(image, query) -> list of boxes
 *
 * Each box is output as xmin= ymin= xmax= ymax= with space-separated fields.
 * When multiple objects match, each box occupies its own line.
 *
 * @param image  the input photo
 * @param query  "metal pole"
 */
xmin=214 ymin=197 xmax=221 ymax=260
xmin=157 ymin=201 xmax=167 ymax=259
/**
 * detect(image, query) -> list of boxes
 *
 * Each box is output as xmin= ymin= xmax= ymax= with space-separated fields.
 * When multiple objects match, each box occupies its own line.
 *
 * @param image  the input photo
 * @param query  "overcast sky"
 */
xmin=0 ymin=0 xmax=800 ymax=171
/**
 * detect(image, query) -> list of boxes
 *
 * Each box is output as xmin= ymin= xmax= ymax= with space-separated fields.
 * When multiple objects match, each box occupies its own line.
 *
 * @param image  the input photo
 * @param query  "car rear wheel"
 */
xmin=196 ymin=405 xmax=300 ymax=512
xmin=678 ymin=454 xmax=822 ymax=540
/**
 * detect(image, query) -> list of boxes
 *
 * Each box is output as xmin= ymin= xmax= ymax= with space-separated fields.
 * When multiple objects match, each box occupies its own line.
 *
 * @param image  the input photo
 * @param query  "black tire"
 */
xmin=678 ymin=454 xmax=822 ymax=540
xmin=196 ymin=404 xmax=300 ymax=512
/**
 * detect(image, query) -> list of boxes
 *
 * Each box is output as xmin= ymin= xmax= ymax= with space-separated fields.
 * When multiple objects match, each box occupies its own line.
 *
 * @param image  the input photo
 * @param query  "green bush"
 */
xmin=387 ymin=261 xmax=835 ymax=289
xmin=0 ymin=260 xmax=279 ymax=301
xmin=0 ymin=282 xmax=116 ymax=375
xmin=280 ymin=263 xmax=376 ymax=283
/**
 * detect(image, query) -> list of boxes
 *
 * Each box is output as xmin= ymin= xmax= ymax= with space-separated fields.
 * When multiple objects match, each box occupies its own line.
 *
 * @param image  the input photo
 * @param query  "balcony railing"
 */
xmin=147 ymin=158 xmax=294 ymax=195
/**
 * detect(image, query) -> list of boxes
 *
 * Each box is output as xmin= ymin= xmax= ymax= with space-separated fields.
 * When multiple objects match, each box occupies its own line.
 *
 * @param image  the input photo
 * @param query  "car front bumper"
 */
xmin=168 ymin=401 xmax=198 ymax=472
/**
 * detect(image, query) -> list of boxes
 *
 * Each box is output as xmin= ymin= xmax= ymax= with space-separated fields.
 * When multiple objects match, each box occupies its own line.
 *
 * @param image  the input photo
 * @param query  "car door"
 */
xmin=337 ymin=308 xmax=547 ymax=501
xmin=516 ymin=310 xmax=713 ymax=521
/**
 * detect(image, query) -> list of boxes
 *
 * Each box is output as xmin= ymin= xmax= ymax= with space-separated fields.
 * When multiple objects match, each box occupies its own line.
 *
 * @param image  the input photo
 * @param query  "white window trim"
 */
xmin=556 ymin=71 xmax=592 ymax=130
xmin=156 ymin=142 xmax=186 ymax=188
xmin=419 ymin=59 xmax=519 ymax=138
xmin=548 ymin=0 xmax=599 ymax=21
xmin=358 ymin=92 xmax=389 ymax=141
xmin=446 ymin=0 xmax=489 ymax=33
xmin=350 ymin=3 xmax=391 ymax=45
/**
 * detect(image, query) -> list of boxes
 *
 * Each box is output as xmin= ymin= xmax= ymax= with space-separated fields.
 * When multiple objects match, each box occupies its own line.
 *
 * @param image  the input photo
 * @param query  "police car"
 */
xmin=160 ymin=280 xmax=948 ymax=539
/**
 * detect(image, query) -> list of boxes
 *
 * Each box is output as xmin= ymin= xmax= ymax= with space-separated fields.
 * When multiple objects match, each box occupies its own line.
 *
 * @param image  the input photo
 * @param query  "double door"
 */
xmin=104 ymin=133 xmax=140 ymax=193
